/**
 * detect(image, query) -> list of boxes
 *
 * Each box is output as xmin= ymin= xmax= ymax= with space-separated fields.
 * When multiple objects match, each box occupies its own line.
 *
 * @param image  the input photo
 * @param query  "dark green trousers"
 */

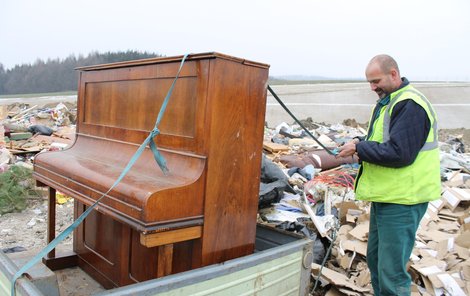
xmin=367 ymin=202 xmax=428 ymax=296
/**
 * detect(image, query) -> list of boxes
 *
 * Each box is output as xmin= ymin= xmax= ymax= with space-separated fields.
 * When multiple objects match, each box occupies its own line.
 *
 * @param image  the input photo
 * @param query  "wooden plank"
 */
xmin=42 ymin=251 xmax=78 ymax=271
xmin=263 ymin=141 xmax=289 ymax=153
xmin=140 ymin=226 xmax=202 ymax=247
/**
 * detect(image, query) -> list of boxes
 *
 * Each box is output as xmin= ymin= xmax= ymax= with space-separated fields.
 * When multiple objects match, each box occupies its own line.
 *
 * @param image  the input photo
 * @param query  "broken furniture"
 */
xmin=33 ymin=53 xmax=269 ymax=288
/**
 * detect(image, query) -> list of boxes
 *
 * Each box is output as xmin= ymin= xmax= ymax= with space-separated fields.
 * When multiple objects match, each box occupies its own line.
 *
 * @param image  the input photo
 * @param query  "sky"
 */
xmin=1 ymin=0 xmax=470 ymax=81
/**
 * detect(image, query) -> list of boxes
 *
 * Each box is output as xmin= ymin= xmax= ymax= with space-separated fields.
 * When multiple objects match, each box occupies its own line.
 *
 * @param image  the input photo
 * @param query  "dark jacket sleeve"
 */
xmin=355 ymin=99 xmax=431 ymax=168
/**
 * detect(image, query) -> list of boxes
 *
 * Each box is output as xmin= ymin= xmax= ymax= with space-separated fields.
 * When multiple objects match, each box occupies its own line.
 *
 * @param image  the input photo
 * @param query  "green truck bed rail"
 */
xmin=2 ymin=225 xmax=313 ymax=296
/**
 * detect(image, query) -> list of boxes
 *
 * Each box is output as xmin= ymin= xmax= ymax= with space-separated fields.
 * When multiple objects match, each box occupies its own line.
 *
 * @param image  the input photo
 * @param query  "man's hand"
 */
xmin=337 ymin=139 xmax=359 ymax=158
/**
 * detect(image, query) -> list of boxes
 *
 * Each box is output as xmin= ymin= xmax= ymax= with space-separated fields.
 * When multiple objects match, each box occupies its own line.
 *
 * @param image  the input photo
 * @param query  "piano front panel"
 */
xmin=83 ymin=77 xmax=198 ymax=137
xmin=78 ymin=59 xmax=210 ymax=154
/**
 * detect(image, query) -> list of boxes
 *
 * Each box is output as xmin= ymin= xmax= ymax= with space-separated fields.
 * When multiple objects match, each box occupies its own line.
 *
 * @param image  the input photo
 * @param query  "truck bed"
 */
xmin=1 ymin=224 xmax=313 ymax=296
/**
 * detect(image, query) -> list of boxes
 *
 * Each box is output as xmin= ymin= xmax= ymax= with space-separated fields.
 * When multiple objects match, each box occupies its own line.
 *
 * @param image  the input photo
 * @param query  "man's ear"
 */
xmin=390 ymin=68 xmax=400 ymax=80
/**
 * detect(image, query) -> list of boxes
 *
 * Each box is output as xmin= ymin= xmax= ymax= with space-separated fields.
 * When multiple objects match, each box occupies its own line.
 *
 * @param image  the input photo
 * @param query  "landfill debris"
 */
xmin=0 ymin=101 xmax=76 ymax=157
xmin=56 ymin=192 xmax=72 ymax=205
xmin=0 ymin=101 xmax=76 ymax=214
xmin=1 ymin=246 xmax=27 ymax=254
xmin=259 ymin=119 xmax=470 ymax=296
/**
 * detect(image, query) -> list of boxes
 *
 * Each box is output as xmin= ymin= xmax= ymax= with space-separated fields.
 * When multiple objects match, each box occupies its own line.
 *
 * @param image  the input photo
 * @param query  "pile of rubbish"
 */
xmin=259 ymin=119 xmax=470 ymax=296
xmin=1 ymin=101 xmax=469 ymax=295
xmin=0 ymin=102 xmax=76 ymax=168
xmin=0 ymin=102 xmax=76 ymax=213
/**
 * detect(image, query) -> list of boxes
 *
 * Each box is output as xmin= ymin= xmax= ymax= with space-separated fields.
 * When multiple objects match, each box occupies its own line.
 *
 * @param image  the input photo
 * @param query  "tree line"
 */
xmin=0 ymin=51 xmax=162 ymax=95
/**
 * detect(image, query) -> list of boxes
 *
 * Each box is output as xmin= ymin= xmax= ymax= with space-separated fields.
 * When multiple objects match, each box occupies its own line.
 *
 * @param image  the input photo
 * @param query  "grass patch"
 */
xmin=0 ymin=165 xmax=42 ymax=214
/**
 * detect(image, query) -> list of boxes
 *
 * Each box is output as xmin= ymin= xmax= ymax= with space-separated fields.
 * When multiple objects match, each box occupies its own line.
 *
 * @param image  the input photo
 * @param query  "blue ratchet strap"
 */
xmin=10 ymin=53 xmax=190 ymax=296
xmin=148 ymin=53 xmax=189 ymax=174
xmin=267 ymin=85 xmax=338 ymax=156
xmin=331 ymin=148 xmax=339 ymax=156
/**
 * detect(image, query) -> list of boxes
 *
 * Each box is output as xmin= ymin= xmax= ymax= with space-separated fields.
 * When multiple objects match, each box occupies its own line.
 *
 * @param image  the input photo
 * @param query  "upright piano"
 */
xmin=33 ymin=52 xmax=269 ymax=288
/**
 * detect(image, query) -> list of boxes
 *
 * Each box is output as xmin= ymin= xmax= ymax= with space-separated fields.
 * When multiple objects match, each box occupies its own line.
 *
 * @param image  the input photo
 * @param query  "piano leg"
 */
xmin=157 ymin=244 xmax=173 ymax=277
xmin=42 ymin=186 xmax=78 ymax=270
xmin=47 ymin=187 xmax=56 ymax=259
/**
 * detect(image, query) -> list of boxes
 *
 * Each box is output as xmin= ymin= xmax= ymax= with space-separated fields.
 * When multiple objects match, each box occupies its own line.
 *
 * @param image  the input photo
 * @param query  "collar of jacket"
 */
xmin=378 ymin=77 xmax=410 ymax=106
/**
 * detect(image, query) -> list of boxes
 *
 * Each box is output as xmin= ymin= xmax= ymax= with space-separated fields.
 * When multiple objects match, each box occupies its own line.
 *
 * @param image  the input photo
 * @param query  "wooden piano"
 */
xmin=33 ymin=52 xmax=269 ymax=288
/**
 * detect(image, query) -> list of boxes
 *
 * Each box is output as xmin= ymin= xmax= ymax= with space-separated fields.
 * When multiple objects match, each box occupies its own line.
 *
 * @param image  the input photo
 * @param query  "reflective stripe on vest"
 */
xmin=382 ymin=88 xmax=438 ymax=151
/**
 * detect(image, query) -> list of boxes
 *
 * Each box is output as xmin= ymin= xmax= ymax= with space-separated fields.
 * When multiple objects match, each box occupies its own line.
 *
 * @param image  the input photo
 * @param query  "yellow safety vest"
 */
xmin=355 ymin=85 xmax=441 ymax=204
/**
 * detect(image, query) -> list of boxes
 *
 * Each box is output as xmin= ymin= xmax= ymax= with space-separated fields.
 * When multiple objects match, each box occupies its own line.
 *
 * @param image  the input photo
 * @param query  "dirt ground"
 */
xmin=439 ymin=127 xmax=470 ymax=151
xmin=0 ymin=193 xmax=73 ymax=252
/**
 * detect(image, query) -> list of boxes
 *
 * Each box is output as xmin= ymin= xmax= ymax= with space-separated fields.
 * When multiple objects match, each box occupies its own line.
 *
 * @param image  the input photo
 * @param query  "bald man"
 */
xmin=338 ymin=55 xmax=441 ymax=295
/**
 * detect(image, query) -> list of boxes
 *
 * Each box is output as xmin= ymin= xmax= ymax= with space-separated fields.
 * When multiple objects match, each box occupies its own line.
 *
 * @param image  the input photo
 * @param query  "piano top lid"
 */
xmin=75 ymin=52 xmax=270 ymax=72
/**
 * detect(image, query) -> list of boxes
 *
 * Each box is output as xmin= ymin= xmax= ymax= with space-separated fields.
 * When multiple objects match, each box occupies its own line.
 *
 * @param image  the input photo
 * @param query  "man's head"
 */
xmin=366 ymin=54 xmax=402 ymax=99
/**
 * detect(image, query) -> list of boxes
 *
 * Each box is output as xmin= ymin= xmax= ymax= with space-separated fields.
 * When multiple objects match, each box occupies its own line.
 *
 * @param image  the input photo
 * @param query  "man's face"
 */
xmin=366 ymin=62 xmax=395 ymax=99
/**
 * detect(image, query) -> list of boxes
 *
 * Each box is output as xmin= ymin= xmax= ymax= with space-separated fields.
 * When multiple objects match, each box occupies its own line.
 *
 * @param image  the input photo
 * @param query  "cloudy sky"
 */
xmin=1 ymin=0 xmax=469 ymax=81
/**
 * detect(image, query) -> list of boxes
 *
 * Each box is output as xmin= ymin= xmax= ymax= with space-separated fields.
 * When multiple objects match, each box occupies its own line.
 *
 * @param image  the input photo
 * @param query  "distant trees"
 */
xmin=0 ymin=50 xmax=162 ymax=95
xmin=0 ymin=64 xmax=5 ymax=94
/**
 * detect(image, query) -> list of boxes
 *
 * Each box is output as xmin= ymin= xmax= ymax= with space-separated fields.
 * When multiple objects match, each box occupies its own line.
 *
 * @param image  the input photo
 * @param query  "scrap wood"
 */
xmin=436 ymin=238 xmax=455 ymax=259
xmin=10 ymin=105 xmax=38 ymax=120
xmin=263 ymin=141 xmax=290 ymax=153
xmin=52 ymin=131 xmax=75 ymax=140
xmin=337 ymin=287 xmax=363 ymax=296
xmin=446 ymin=169 xmax=463 ymax=184
xmin=452 ymin=188 xmax=470 ymax=201
xmin=442 ymin=188 xmax=470 ymax=212
xmin=16 ymin=133 xmax=42 ymax=148
xmin=462 ymin=265 xmax=470 ymax=281
xmin=455 ymin=231 xmax=470 ymax=248
xmin=445 ymin=254 xmax=463 ymax=271
xmin=325 ymin=286 xmax=345 ymax=296
xmin=325 ymin=286 xmax=373 ymax=296
xmin=337 ymin=252 xmax=354 ymax=270
xmin=458 ymin=212 xmax=470 ymax=225
xmin=348 ymin=222 xmax=369 ymax=242
xmin=417 ymin=229 xmax=455 ymax=242
xmin=429 ymin=198 xmax=445 ymax=211
xmin=437 ymin=212 xmax=460 ymax=223
xmin=346 ymin=209 xmax=363 ymax=223
xmin=338 ymin=202 xmax=360 ymax=224
xmin=341 ymin=239 xmax=367 ymax=257
xmin=354 ymin=269 xmax=371 ymax=288
xmin=455 ymin=244 xmax=470 ymax=260
xmin=420 ymin=275 xmax=444 ymax=296
xmin=413 ymin=265 xmax=446 ymax=277
xmin=311 ymin=263 xmax=371 ymax=293
xmin=420 ymin=205 xmax=439 ymax=227
xmin=418 ymin=248 xmax=438 ymax=259
xmin=34 ymin=134 xmax=73 ymax=146
xmin=411 ymin=257 xmax=447 ymax=276
xmin=432 ymin=220 xmax=461 ymax=233
xmin=427 ymin=273 xmax=447 ymax=290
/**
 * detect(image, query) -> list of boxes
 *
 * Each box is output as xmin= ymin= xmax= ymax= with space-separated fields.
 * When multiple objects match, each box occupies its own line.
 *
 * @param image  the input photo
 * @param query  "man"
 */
xmin=338 ymin=54 xmax=441 ymax=295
